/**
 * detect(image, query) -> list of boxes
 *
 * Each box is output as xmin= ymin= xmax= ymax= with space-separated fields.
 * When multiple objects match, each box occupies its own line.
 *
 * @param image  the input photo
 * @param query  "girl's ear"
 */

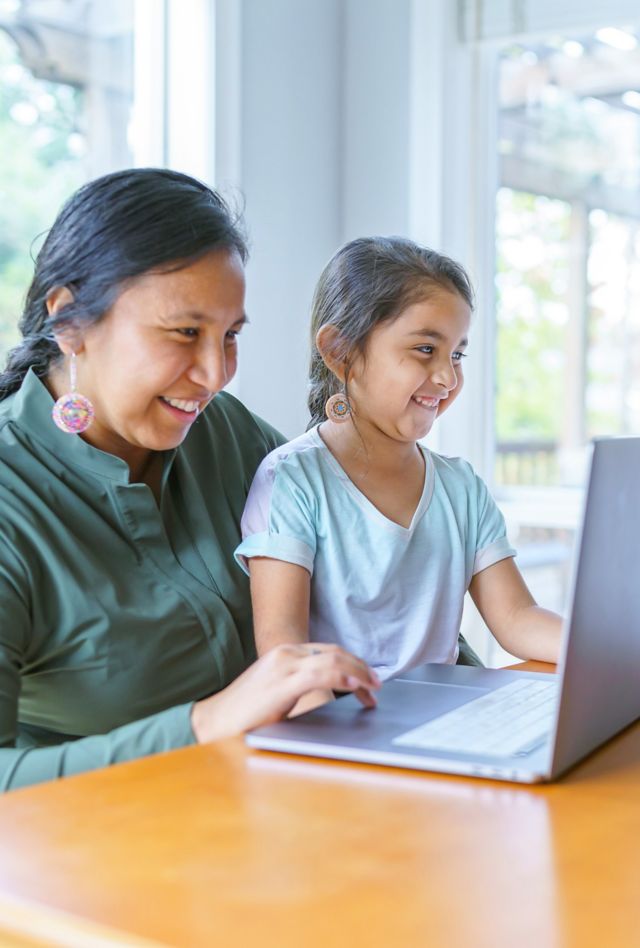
xmin=46 ymin=286 xmax=84 ymax=355
xmin=315 ymin=325 xmax=349 ymax=383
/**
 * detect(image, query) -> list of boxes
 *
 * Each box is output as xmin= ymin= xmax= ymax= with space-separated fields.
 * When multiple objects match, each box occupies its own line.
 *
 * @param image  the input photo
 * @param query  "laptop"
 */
xmin=246 ymin=437 xmax=640 ymax=783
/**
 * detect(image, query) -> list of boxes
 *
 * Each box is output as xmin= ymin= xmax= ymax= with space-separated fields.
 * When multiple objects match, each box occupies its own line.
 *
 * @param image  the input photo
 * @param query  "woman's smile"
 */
xmin=159 ymin=395 xmax=209 ymax=420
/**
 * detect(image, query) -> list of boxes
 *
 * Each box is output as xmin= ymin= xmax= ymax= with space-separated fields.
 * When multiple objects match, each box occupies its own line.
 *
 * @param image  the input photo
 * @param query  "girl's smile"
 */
xmin=411 ymin=394 xmax=445 ymax=411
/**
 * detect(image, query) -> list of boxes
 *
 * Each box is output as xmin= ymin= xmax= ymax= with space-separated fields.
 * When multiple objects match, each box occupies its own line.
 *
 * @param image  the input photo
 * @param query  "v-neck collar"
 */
xmin=311 ymin=425 xmax=435 ymax=535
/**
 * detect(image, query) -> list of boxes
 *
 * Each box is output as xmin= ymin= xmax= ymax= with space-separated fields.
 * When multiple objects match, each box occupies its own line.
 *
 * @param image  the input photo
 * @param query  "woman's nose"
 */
xmin=191 ymin=343 xmax=230 ymax=393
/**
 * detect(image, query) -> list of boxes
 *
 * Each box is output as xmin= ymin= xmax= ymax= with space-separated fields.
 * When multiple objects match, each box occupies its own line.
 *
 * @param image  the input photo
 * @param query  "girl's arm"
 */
xmin=248 ymin=557 xmax=334 ymax=714
xmin=248 ymin=557 xmax=311 ymax=654
xmin=469 ymin=558 xmax=563 ymax=663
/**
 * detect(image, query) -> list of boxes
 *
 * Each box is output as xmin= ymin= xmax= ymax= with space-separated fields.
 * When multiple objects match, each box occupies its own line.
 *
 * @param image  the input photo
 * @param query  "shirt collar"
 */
xmin=10 ymin=368 xmax=177 ymax=484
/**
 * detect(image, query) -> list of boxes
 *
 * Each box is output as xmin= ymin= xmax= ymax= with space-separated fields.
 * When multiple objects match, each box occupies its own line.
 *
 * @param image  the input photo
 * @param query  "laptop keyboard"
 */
xmin=393 ymin=678 xmax=559 ymax=757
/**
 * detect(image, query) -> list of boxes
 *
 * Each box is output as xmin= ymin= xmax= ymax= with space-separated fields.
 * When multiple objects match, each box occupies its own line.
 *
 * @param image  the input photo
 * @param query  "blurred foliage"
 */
xmin=495 ymin=189 xmax=571 ymax=442
xmin=0 ymin=29 xmax=84 ymax=361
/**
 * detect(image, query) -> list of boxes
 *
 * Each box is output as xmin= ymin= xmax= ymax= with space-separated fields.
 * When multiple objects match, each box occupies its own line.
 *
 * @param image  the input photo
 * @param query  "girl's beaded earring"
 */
xmin=325 ymin=392 xmax=351 ymax=424
xmin=52 ymin=352 xmax=95 ymax=434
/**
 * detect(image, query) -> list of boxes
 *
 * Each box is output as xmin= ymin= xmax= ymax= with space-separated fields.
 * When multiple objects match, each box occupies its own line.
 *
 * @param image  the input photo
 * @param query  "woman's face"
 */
xmin=55 ymin=249 xmax=246 ymax=467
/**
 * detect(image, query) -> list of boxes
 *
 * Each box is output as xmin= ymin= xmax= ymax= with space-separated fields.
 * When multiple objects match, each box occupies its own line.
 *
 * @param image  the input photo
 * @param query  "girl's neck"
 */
xmin=318 ymin=420 xmax=426 ymax=529
xmin=318 ymin=419 xmax=422 ymax=479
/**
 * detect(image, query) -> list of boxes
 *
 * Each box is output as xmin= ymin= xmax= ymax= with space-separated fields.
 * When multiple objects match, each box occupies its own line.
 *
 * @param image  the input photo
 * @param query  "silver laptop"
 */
xmin=246 ymin=437 xmax=640 ymax=783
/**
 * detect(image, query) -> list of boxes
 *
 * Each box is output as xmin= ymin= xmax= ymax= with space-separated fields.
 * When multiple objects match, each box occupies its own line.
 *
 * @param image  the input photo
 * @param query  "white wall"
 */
xmin=218 ymin=0 xmax=486 ymax=466
xmin=235 ymin=0 xmax=343 ymax=438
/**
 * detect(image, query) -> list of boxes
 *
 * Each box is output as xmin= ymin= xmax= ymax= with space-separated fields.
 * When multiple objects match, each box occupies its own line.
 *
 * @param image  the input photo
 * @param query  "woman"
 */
xmin=0 ymin=168 xmax=379 ymax=792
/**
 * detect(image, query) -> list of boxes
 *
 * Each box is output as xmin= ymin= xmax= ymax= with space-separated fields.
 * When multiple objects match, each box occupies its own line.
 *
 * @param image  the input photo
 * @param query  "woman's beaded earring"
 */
xmin=325 ymin=392 xmax=351 ymax=424
xmin=52 ymin=352 xmax=95 ymax=434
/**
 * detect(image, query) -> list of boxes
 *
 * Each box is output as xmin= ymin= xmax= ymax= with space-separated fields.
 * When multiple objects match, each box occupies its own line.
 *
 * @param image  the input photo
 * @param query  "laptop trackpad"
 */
xmin=376 ymin=678 xmax=488 ymax=721
xmin=285 ymin=679 xmax=489 ymax=749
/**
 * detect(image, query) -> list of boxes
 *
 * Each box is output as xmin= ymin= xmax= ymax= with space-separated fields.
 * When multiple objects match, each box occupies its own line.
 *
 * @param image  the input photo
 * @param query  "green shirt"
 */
xmin=0 ymin=369 xmax=282 ymax=791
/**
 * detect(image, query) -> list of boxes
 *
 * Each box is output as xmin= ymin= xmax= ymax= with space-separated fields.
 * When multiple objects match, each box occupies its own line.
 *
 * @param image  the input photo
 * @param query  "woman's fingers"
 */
xmin=349 ymin=683 xmax=378 ymax=709
xmin=191 ymin=643 xmax=380 ymax=744
xmin=287 ymin=644 xmax=380 ymax=700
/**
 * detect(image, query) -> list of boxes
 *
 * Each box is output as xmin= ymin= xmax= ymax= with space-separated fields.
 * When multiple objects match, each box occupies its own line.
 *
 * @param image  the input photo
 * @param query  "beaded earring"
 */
xmin=325 ymin=392 xmax=351 ymax=424
xmin=51 ymin=352 xmax=95 ymax=434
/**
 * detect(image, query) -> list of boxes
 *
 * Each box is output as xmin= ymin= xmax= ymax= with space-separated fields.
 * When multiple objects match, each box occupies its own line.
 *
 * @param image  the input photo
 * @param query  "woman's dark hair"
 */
xmin=307 ymin=236 xmax=474 ymax=428
xmin=0 ymin=167 xmax=247 ymax=400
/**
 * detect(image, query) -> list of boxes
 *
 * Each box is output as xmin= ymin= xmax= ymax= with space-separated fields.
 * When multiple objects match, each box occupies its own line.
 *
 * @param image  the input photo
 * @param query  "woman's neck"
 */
xmin=45 ymin=368 xmax=159 ymax=490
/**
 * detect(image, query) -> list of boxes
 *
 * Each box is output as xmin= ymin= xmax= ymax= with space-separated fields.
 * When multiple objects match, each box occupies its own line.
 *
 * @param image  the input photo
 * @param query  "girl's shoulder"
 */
xmin=425 ymin=447 xmax=477 ymax=481
xmin=255 ymin=426 xmax=326 ymax=481
xmin=424 ymin=448 xmax=492 ymax=505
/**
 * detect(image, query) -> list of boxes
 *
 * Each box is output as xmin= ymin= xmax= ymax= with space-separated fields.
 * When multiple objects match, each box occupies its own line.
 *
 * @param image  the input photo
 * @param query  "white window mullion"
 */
xmin=131 ymin=0 xmax=167 ymax=167
xmin=166 ymin=0 xmax=215 ymax=182
xmin=460 ymin=0 xmax=640 ymax=43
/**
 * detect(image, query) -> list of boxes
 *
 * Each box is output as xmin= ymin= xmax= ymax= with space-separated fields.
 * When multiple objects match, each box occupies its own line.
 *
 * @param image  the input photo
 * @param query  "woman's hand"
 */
xmin=190 ymin=643 xmax=380 ymax=744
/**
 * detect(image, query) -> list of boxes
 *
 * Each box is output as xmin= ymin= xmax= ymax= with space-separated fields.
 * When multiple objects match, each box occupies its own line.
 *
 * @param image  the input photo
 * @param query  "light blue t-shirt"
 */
xmin=236 ymin=427 xmax=515 ymax=679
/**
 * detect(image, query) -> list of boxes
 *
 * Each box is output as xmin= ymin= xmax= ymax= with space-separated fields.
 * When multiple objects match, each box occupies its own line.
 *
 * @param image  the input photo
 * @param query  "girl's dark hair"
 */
xmin=0 ymin=167 xmax=247 ymax=400
xmin=307 ymin=236 xmax=474 ymax=428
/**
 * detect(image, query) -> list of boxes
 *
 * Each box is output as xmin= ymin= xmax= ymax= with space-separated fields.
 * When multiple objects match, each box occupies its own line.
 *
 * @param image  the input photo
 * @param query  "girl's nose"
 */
xmin=432 ymin=358 xmax=458 ymax=391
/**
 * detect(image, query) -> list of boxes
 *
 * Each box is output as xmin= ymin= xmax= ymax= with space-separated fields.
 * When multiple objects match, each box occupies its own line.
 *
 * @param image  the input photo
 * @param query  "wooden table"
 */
xmin=0 ymin=663 xmax=638 ymax=948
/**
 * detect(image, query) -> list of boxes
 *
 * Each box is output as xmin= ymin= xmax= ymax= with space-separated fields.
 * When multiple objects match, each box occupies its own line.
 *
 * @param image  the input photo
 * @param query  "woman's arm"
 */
xmin=1 ymin=651 xmax=378 ymax=793
xmin=2 ymin=642 xmax=378 ymax=794
xmin=0 ymin=684 xmax=197 ymax=794
xmin=469 ymin=557 xmax=563 ymax=663
xmin=0 ymin=548 xmax=201 ymax=792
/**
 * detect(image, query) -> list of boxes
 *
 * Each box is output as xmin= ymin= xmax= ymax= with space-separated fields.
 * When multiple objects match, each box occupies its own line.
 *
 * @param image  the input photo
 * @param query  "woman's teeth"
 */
xmin=162 ymin=397 xmax=200 ymax=413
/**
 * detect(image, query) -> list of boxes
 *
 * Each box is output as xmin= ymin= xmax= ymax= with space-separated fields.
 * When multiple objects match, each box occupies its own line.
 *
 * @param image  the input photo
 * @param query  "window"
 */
xmin=452 ymin=5 xmax=640 ymax=664
xmin=492 ymin=23 xmax=640 ymax=663
xmin=0 ymin=0 xmax=138 ymax=361
xmin=496 ymin=31 xmax=640 ymax=492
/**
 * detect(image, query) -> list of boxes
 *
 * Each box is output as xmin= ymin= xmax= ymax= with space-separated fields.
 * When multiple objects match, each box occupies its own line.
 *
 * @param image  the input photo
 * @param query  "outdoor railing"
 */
xmin=495 ymin=439 xmax=558 ymax=486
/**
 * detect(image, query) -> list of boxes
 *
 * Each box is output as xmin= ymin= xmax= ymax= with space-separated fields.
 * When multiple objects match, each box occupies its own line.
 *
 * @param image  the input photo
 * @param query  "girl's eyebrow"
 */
xmin=408 ymin=329 xmax=468 ymax=347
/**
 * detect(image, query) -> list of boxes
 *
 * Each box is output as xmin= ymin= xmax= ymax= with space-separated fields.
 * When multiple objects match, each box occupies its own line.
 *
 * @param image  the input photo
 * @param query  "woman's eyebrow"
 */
xmin=408 ymin=329 xmax=468 ymax=346
xmin=160 ymin=311 xmax=249 ymax=326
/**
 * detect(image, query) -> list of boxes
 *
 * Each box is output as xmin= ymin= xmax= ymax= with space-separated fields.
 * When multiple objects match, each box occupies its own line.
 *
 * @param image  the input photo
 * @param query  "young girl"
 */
xmin=236 ymin=237 xmax=562 ymax=710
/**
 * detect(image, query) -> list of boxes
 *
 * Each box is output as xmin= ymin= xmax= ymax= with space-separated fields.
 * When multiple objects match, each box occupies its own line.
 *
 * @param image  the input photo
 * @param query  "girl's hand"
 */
xmin=190 ymin=643 xmax=380 ymax=744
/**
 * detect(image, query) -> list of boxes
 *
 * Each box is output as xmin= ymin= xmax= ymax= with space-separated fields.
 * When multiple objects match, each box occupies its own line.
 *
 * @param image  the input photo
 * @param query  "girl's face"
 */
xmin=52 ymin=249 xmax=246 ymax=469
xmin=345 ymin=289 xmax=471 ymax=446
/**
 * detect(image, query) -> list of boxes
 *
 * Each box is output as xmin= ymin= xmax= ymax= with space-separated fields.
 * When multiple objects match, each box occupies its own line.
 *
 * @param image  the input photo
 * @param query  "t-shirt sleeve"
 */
xmin=0 ymin=547 xmax=196 ymax=794
xmin=472 ymin=472 xmax=517 ymax=575
xmin=235 ymin=454 xmax=317 ymax=575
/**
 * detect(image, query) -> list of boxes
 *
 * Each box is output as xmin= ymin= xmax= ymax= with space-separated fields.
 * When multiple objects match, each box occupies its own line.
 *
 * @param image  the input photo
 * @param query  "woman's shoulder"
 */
xmin=179 ymin=392 xmax=285 ymax=485
xmin=190 ymin=392 xmax=283 ymax=449
xmin=0 ymin=391 xmax=19 ymax=442
xmin=0 ymin=393 xmax=34 ymax=471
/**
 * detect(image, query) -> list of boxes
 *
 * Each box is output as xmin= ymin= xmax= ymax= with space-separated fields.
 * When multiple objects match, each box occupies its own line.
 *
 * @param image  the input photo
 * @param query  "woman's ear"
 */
xmin=315 ymin=325 xmax=349 ymax=383
xmin=47 ymin=287 xmax=83 ymax=355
